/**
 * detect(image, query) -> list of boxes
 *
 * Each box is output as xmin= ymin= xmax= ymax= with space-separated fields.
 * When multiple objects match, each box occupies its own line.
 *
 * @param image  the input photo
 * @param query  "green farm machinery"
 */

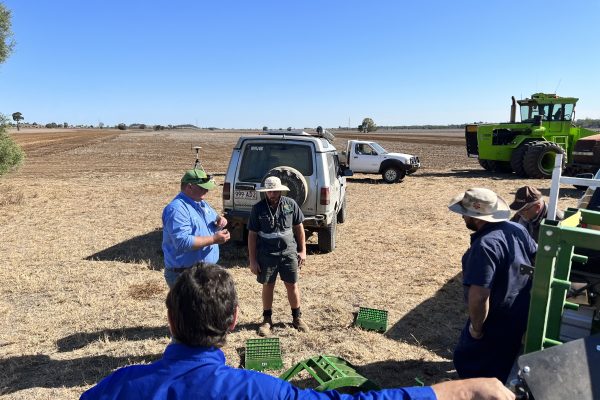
xmin=465 ymin=93 xmax=599 ymax=178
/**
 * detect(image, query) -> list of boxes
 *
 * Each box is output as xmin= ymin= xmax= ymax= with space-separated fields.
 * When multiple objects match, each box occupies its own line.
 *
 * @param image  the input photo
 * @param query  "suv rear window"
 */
xmin=238 ymin=142 xmax=313 ymax=182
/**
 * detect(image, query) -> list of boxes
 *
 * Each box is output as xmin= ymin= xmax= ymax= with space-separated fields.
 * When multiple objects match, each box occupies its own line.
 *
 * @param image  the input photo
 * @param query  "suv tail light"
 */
xmin=320 ymin=187 xmax=330 ymax=205
xmin=223 ymin=182 xmax=231 ymax=200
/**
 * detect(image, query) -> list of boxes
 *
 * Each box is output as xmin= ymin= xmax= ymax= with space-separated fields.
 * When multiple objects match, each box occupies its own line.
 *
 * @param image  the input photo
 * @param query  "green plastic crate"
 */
xmin=355 ymin=307 xmax=388 ymax=332
xmin=245 ymin=338 xmax=283 ymax=371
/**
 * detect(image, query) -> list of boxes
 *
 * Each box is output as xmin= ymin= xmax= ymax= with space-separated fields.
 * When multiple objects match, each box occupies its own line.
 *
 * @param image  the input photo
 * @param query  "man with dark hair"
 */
xmin=81 ymin=263 xmax=515 ymax=400
xmin=162 ymin=169 xmax=230 ymax=288
xmin=448 ymin=188 xmax=537 ymax=383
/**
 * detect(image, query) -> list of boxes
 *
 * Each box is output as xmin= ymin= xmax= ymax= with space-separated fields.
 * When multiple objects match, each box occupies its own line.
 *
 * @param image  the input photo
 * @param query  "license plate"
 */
xmin=234 ymin=190 xmax=258 ymax=200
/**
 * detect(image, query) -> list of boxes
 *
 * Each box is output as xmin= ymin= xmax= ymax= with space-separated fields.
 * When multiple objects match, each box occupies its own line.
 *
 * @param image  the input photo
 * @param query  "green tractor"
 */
xmin=465 ymin=93 xmax=598 ymax=178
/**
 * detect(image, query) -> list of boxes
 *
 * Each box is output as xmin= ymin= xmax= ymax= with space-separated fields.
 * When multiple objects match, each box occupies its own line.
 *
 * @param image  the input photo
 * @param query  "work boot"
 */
xmin=292 ymin=317 xmax=309 ymax=333
xmin=257 ymin=317 xmax=272 ymax=337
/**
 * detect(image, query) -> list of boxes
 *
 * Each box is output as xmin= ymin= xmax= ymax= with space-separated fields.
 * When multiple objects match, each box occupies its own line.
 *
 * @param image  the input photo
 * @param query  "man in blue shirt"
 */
xmin=81 ymin=263 xmax=513 ymax=400
xmin=162 ymin=169 xmax=230 ymax=288
xmin=448 ymin=188 xmax=537 ymax=383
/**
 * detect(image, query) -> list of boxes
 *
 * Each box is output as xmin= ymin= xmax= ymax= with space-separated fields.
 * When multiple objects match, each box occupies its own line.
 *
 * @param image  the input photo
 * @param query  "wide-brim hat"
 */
xmin=448 ymin=187 xmax=511 ymax=222
xmin=181 ymin=169 xmax=217 ymax=190
xmin=256 ymin=176 xmax=290 ymax=192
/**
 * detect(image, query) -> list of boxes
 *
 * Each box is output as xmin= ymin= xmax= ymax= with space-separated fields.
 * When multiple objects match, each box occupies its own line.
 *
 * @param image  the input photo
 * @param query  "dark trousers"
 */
xmin=453 ymin=317 xmax=525 ymax=383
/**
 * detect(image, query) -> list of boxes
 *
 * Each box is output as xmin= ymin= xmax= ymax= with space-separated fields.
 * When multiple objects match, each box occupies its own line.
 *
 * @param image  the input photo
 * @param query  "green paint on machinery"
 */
xmin=523 ymin=208 xmax=600 ymax=353
xmin=465 ymin=93 xmax=598 ymax=178
xmin=355 ymin=307 xmax=388 ymax=332
xmin=279 ymin=354 xmax=380 ymax=393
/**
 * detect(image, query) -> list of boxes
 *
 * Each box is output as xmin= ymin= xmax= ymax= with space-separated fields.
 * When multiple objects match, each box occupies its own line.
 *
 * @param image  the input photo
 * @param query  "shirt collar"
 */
xmin=470 ymin=221 xmax=503 ymax=243
xmin=163 ymin=342 xmax=226 ymax=363
xmin=178 ymin=192 xmax=205 ymax=208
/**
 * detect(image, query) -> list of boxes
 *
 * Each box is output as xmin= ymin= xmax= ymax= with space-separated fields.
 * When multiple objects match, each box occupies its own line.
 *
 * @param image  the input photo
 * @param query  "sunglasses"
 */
xmin=192 ymin=169 xmax=213 ymax=183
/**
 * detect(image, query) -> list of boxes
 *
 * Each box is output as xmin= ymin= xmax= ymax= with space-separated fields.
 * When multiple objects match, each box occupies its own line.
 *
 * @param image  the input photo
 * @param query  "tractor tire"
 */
xmin=478 ymin=159 xmax=492 ymax=171
xmin=479 ymin=159 xmax=512 ymax=173
xmin=318 ymin=217 xmax=337 ymax=253
xmin=523 ymin=142 xmax=565 ymax=179
xmin=262 ymin=166 xmax=308 ymax=206
xmin=382 ymin=166 xmax=405 ymax=183
xmin=510 ymin=142 xmax=536 ymax=177
xmin=337 ymin=197 xmax=347 ymax=224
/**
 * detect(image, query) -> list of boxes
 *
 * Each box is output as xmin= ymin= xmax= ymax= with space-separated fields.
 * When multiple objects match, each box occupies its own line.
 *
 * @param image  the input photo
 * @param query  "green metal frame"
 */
xmin=279 ymin=354 xmax=380 ymax=392
xmin=524 ymin=208 xmax=600 ymax=353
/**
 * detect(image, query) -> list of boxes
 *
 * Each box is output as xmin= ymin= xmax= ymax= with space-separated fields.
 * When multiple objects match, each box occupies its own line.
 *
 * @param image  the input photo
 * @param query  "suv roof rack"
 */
xmin=264 ymin=126 xmax=335 ymax=143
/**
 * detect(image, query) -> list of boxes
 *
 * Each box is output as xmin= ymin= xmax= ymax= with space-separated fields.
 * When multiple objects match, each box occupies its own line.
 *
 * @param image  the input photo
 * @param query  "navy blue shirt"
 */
xmin=80 ymin=343 xmax=436 ymax=400
xmin=162 ymin=192 xmax=220 ymax=269
xmin=462 ymin=221 xmax=537 ymax=320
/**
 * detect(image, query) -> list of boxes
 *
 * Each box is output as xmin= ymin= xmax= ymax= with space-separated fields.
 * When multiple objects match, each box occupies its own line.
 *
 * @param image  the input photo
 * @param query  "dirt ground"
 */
xmin=0 ymin=128 xmax=580 ymax=398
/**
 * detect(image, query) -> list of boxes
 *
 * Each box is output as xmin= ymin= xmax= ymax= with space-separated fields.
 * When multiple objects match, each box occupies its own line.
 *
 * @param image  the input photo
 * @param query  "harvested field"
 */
xmin=0 ymin=128 xmax=580 ymax=399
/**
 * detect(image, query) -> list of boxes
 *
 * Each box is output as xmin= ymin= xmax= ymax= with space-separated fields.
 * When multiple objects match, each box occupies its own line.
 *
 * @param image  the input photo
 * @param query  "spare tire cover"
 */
xmin=262 ymin=166 xmax=308 ymax=206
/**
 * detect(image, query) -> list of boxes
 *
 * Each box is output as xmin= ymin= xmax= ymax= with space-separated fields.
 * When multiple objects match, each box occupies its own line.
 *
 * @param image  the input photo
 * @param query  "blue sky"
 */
xmin=1 ymin=1 xmax=599 ymax=128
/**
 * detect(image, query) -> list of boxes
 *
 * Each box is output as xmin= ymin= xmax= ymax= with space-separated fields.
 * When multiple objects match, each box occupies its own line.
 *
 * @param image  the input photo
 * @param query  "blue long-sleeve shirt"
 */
xmin=162 ymin=192 xmax=219 ymax=268
xmin=80 ymin=343 xmax=436 ymax=400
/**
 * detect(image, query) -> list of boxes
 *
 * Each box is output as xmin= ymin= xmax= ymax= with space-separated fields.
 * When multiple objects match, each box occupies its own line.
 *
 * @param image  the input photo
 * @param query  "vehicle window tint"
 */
xmin=239 ymin=143 xmax=313 ymax=182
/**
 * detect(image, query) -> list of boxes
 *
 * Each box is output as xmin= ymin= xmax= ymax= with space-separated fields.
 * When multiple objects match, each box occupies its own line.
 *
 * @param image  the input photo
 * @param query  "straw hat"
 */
xmin=448 ymin=187 xmax=510 ymax=222
xmin=256 ymin=176 xmax=290 ymax=192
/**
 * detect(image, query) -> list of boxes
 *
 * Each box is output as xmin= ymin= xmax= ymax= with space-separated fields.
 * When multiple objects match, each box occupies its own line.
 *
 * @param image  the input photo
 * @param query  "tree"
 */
xmin=98 ymin=122 xmax=104 ymax=129
xmin=11 ymin=112 xmax=23 ymax=131
xmin=0 ymin=114 xmax=24 ymax=175
xmin=0 ymin=3 xmax=15 ymax=65
xmin=359 ymin=117 xmax=377 ymax=133
xmin=117 ymin=123 xmax=127 ymax=130
xmin=262 ymin=126 xmax=268 ymax=131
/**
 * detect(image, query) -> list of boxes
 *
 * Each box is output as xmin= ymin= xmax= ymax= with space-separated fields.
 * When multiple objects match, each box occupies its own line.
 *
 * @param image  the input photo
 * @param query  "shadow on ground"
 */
xmin=86 ymin=228 xmax=164 ymax=270
xmin=385 ymin=274 xmax=464 ymax=360
xmin=0 ymin=353 xmax=161 ymax=395
xmin=56 ymin=326 xmax=169 ymax=352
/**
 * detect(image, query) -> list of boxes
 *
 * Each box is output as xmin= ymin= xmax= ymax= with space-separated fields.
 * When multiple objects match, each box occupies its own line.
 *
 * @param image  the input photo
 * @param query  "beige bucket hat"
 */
xmin=256 ymin=176 xmax=290 ymax=192
xmin=448 ymin=187 xmax=511 ymax=222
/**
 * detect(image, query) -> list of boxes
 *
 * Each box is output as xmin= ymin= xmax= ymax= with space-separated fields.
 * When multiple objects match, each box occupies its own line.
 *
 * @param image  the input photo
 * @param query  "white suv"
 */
xmin=222 ymin=129 xmax=352 ymax=252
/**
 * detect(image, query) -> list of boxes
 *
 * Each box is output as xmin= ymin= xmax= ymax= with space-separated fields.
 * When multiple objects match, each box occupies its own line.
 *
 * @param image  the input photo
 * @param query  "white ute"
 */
xmin=343 ymin=140 xmax=420 ymax=183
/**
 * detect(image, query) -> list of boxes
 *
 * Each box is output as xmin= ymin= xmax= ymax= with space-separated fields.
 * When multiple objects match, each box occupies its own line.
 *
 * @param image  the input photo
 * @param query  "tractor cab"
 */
xmin=518 ymin=93 xmax=577 ymax=123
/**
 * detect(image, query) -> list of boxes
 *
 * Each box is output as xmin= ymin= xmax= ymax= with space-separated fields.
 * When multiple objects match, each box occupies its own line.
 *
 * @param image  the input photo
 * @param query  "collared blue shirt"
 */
xmin=462 ymin=221 xmax=537 ymax=317
xmin=162 ymin=192 xmax=219 ymax=269
xmin=80 ymin=343 xmax=437 ymax=400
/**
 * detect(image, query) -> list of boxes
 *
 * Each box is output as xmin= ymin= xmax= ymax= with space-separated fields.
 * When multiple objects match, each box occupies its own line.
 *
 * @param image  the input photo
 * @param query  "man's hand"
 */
xmin=432 ymin=378 xmax=515 ymax=400
xmin=213 ymin=229 xmax=230 ymax=244
xmin=297 ymin=250 xmax=306 ymax=269
xmin=215 ymin=215 xmax=228 ymax=229
xmin=469 ymin=322 xmax=484 ymax=339
xmin=249 ymin=260 xmax=261 ymax=276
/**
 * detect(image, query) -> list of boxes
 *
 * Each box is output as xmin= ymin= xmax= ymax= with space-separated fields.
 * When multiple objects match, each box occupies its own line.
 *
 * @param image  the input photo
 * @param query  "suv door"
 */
xmin=233 ymin=140 xmax=317 ymax=214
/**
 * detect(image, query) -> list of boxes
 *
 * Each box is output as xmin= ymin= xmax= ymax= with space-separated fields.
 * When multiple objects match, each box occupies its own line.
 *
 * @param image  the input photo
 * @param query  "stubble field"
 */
xmin=0 ymin=128 xmax=580 ymax=399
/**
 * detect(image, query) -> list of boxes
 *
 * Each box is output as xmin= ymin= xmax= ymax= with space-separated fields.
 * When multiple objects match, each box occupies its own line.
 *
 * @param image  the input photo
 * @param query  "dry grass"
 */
xmin=0 ymin=128 xmax=579 ymax=398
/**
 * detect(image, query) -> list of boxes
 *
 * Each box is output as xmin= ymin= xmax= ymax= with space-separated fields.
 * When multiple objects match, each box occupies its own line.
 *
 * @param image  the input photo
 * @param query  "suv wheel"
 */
xmin=263 ymin=166 xmax=308 ymax=206
xmin=318 ymin=217 xmax=336 ymax=253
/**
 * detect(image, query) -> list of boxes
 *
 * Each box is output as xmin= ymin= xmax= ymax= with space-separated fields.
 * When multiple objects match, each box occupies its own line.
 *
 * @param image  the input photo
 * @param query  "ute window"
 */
xmin=238 ymin=143 xmax=313 ymax=182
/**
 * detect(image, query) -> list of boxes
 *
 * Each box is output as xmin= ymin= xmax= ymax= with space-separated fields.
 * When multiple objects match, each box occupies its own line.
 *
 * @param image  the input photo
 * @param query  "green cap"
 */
xmin=181 ymin=169 xmax=217 ymax=190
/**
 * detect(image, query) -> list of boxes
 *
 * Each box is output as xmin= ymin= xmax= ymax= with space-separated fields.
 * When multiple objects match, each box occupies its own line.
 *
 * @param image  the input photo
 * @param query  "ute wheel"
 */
xmin=262 ymin=166 xmax=308 ymax=206
xmin=337 ymin=197 xmax=347 ymax=224
xmin=382 ymin=166 xmax=405 ymax=183
xmin=318 ymin=217 xmax=336 ymax=253
xmin=510 ymin=142 xmax=536 ymax=177
xmin=523 ymin=142 xmax=565 ymax=179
